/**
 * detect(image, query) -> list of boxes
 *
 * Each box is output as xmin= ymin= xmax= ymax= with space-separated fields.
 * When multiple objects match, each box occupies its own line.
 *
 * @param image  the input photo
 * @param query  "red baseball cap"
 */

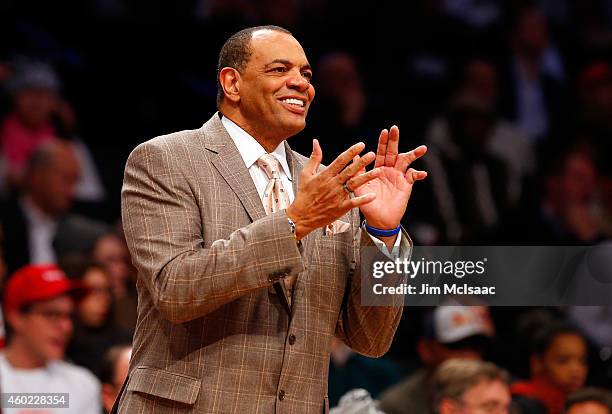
xmin=3 ymin=264 xmax=81 ymax=313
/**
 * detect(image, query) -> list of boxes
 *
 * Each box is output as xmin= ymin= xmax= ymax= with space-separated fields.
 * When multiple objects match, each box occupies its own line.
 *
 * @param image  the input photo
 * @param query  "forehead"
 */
xmin=464 ymin=379 xmax=510 ymax=402
xmin=247 ymin=30 xmax=309 ymax=66
xmin=548 ymin=333 xmax=586 ymax=354
xmin=30 ymin=295 xmax=74 ymax=310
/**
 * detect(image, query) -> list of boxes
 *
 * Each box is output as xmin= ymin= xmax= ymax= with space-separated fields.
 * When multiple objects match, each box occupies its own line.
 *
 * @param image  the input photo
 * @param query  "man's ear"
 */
xmin=5 ymin=309 xmax=24 ymax=335
xmin=219 ymin=67 xmax=241 ymax=104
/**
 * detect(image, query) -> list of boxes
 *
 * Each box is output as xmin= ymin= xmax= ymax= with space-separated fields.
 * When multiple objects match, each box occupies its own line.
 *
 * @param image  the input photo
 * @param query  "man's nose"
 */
xmin=286 ymin=71 xmax=310 ymax=92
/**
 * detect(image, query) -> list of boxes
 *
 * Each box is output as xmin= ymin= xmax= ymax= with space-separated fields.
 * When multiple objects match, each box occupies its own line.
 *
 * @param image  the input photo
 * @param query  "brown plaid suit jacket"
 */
xmin=118 ymin=113 xmax=411 ymax=413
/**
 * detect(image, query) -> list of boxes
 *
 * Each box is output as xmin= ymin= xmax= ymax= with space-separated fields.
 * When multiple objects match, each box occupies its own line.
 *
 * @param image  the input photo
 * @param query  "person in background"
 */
xmin=99 ymin=344 xmax=132 ymax=414
xmin=0 ymin=264 xmax=101 ymax=414
xmin=92 ymin=230 xmax=137 ymax=333
xmin=61 ymin=257 xmax=132 ymax=374
xmin=564 ymin=388 xmax=612 ymax=414
xmin=379 ymin=306 xmax=494 ymax=414
xmin=500 ymin=2 xmax=568 ymax=143
xmin=0 ymin=59 xmax=60 ymax=192
xmin=0 ymin=141 xmax=79 ymax=273
xmin=511 ymin=322 xmax=588 ymax=414
xmin=0 ymin=58 xmax=106 ymax=203
xmin=0 ymin=141 xmax=106 ymax=275
xmin=328 ymin=337 xmax=403 ymax=407
xmin=431 ymin=359 xmax=511 ymax=414
xmin=415 ymin=58 xmax=534 ymax=244
xmin=575 ymin=62 xmax=612 ymax=151
xmin=0 ymin=228 xmax=6 ymax=349
xmin=496 ymin=142 xmax=603 ymax=244
xmin=303 ymin=51 xmax=378 ymax=165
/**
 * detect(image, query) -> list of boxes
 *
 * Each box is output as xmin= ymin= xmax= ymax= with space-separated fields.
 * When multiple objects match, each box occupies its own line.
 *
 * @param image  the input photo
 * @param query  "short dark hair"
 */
xmin=564 ymin=388 xmax=612 ymax=413
xmin=531 ymin=321 xmax=584 ymax=357
xmin=216 ymin=25 xmax=292 ymax=107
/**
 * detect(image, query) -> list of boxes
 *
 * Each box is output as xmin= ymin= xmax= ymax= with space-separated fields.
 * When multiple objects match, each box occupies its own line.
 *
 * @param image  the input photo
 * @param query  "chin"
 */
xmin=284 ymin=120 xmax=307 ymax=136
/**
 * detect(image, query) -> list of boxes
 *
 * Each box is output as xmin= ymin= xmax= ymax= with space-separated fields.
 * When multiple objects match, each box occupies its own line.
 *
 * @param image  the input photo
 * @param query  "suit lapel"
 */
xmin=202 ymin=113 xmax=267 ymax=223
xmin=284 ymin=141 xmax=302 ymax=199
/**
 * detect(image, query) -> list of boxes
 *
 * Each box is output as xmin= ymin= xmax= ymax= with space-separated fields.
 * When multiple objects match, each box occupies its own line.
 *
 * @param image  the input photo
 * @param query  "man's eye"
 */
xmin=273 ymin=67 xmax=287 ymax=73
xmin=302 ymin=71 xmax=313 ymax=80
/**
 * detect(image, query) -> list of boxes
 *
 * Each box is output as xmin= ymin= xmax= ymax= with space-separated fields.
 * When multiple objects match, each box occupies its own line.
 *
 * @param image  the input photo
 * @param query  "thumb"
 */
xmin=305 ymin=138 xmax=322 ymax=175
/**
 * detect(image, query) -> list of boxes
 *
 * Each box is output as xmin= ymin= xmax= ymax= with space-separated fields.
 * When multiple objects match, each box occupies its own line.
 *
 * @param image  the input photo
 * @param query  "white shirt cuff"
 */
xmin=364 ymin=224 xmax=403 ymax=259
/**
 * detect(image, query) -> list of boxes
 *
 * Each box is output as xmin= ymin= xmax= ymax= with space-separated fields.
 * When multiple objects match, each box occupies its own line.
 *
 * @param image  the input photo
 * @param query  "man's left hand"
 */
xmin=352 ymin=125 xmax=427 ymax=231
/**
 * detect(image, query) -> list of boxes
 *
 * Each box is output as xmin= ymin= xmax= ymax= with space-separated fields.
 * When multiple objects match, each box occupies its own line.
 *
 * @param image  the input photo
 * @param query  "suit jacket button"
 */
xmin=278 ymin=390 xmax=286 ymax=401
xmin=288 ymin=334 xmax=296 ymax=345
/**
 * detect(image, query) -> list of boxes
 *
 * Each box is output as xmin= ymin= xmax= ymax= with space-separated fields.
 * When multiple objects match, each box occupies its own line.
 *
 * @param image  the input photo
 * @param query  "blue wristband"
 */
xmin=364 ymin=221 xmax=401 ymax=237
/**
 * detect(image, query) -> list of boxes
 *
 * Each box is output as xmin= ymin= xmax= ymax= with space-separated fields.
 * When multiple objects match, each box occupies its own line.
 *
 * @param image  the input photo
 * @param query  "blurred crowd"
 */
xmin=1 ymin=0 xmax=612 ymax=413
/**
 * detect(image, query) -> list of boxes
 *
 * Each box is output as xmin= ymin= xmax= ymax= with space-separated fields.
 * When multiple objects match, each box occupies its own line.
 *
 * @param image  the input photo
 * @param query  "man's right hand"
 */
xmin=286 ymin=139 xmax=380 ymax=240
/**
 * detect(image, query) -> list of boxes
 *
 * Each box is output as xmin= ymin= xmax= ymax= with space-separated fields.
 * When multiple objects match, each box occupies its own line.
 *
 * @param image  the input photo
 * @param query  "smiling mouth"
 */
xmin=279 ymin=98 xmax=306 ymax=108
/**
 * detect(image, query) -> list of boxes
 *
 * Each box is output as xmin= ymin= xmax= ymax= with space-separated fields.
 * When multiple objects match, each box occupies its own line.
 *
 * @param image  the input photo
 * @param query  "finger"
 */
xmin=338 ymin=151 xmax=375 ymax=183
xmin=304 ymin=138 xmax=323 ymax=175
xmin=340 ymin=192 xmax=376 ymax=210
xmin=355 ymin=155 xmax=367 ymax=175
xmin=346 ymin=167 xmax=381 ymax=190
xmin=405 ymin=168 xmax=428 ymax=183
xmin=375 ymin=129 xmax=388 ymax=168
xmin=385 ymin=125 xmax=400 ymax=167
xmin=396 ymin=145 xmax=428 ymax=172
xmin=324 ymin=142 xmax=366 ymax=175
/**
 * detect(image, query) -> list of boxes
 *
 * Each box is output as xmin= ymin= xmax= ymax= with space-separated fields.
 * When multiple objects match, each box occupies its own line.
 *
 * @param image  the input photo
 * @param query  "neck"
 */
xmin=219 ymin=107 xmax=286 ymax=153
xmin=4 ymin=339 xmax=48 ymax=369
xmin=22 ymin=193 xmax=57 ymax=220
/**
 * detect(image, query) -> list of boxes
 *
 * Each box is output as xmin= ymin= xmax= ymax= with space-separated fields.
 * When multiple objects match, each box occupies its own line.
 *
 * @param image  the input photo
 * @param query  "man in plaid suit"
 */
xmin=117 ymin=25 xmax=427 ymax=413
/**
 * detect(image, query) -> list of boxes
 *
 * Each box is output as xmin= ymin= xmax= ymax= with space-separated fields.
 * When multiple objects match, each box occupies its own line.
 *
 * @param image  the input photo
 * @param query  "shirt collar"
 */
xmin=19 ymin=196 xmax=57 ymax=227
xmin=221 ymin=115 xmax=292 ymax=180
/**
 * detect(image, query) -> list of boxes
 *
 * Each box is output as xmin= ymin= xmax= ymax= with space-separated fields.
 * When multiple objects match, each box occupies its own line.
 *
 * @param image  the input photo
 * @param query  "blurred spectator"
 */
xmin=415 ymin=87 xmax=512 ymax=243
xmin=379 ymin=306 xmax=494 ymax=414
xmin=1 ymin=60 xmax=60 ymax=191
xmin=0 ymin=264 xmax=101 ymax=413
xmin=462 ymin=59 xmax=535 ymax=196
xmin=92 ymin=230 xmax=137 ymax=333
xmin=500 ymin=2 xmax=568 ymax=142
xmin=62 ymin=258 xmax=132 ymax=374
xmin=575 ymin=62 xmax=612 ymax=187
xmin=330 ymin=389 xmax=385 ymax=414
xmin=511 ymin=322 xmax=588 ymax=414
xmin=431 ymin=359 xmax=511 ymax=414
xmin=496 ymin=142 xmax=604 ymax=244
xmin=0 ymin=228 xmax=5 ymax=349
xmin=99 ymin=344 xmax=131 ymax=414
xmin=302 ymin=51 xmax=379 ymax=165
xmin=414 ymin=57 xmax=537 ymax=243
xmin=0 ymin=58 xmax=106 ymax=202
xmin=328 ymin=337 xmax=403 ymax=407
xmin=576 ymin=62 xmax=612 ymax=141
xmin=0 ymin=141 xmax=106 ymax=275
xmin=564 ymin=388 xmax=612 ymax=414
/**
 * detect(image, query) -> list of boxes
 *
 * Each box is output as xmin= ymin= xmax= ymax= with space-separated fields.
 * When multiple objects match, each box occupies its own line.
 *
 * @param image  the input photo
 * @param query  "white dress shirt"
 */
xmin=20 ymin=196 xmax=58 ymax=264
xmin=221 ymin=115 xmax=401 ymax=253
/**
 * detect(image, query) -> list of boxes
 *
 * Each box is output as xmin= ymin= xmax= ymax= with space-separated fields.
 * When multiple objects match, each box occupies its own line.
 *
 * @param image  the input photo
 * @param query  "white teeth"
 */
xmin=282 ymin=98 xmax=304 ymax=107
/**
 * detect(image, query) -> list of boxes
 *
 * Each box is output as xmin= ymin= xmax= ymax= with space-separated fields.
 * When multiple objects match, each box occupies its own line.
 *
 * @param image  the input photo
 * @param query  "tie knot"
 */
xmin=257 ymin=153 xmax=282 ymax=180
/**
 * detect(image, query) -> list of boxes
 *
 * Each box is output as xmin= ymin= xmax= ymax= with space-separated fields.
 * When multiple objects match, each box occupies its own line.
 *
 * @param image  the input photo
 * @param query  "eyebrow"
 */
xmin=265 ymin=59 xmax=312 ymax=71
